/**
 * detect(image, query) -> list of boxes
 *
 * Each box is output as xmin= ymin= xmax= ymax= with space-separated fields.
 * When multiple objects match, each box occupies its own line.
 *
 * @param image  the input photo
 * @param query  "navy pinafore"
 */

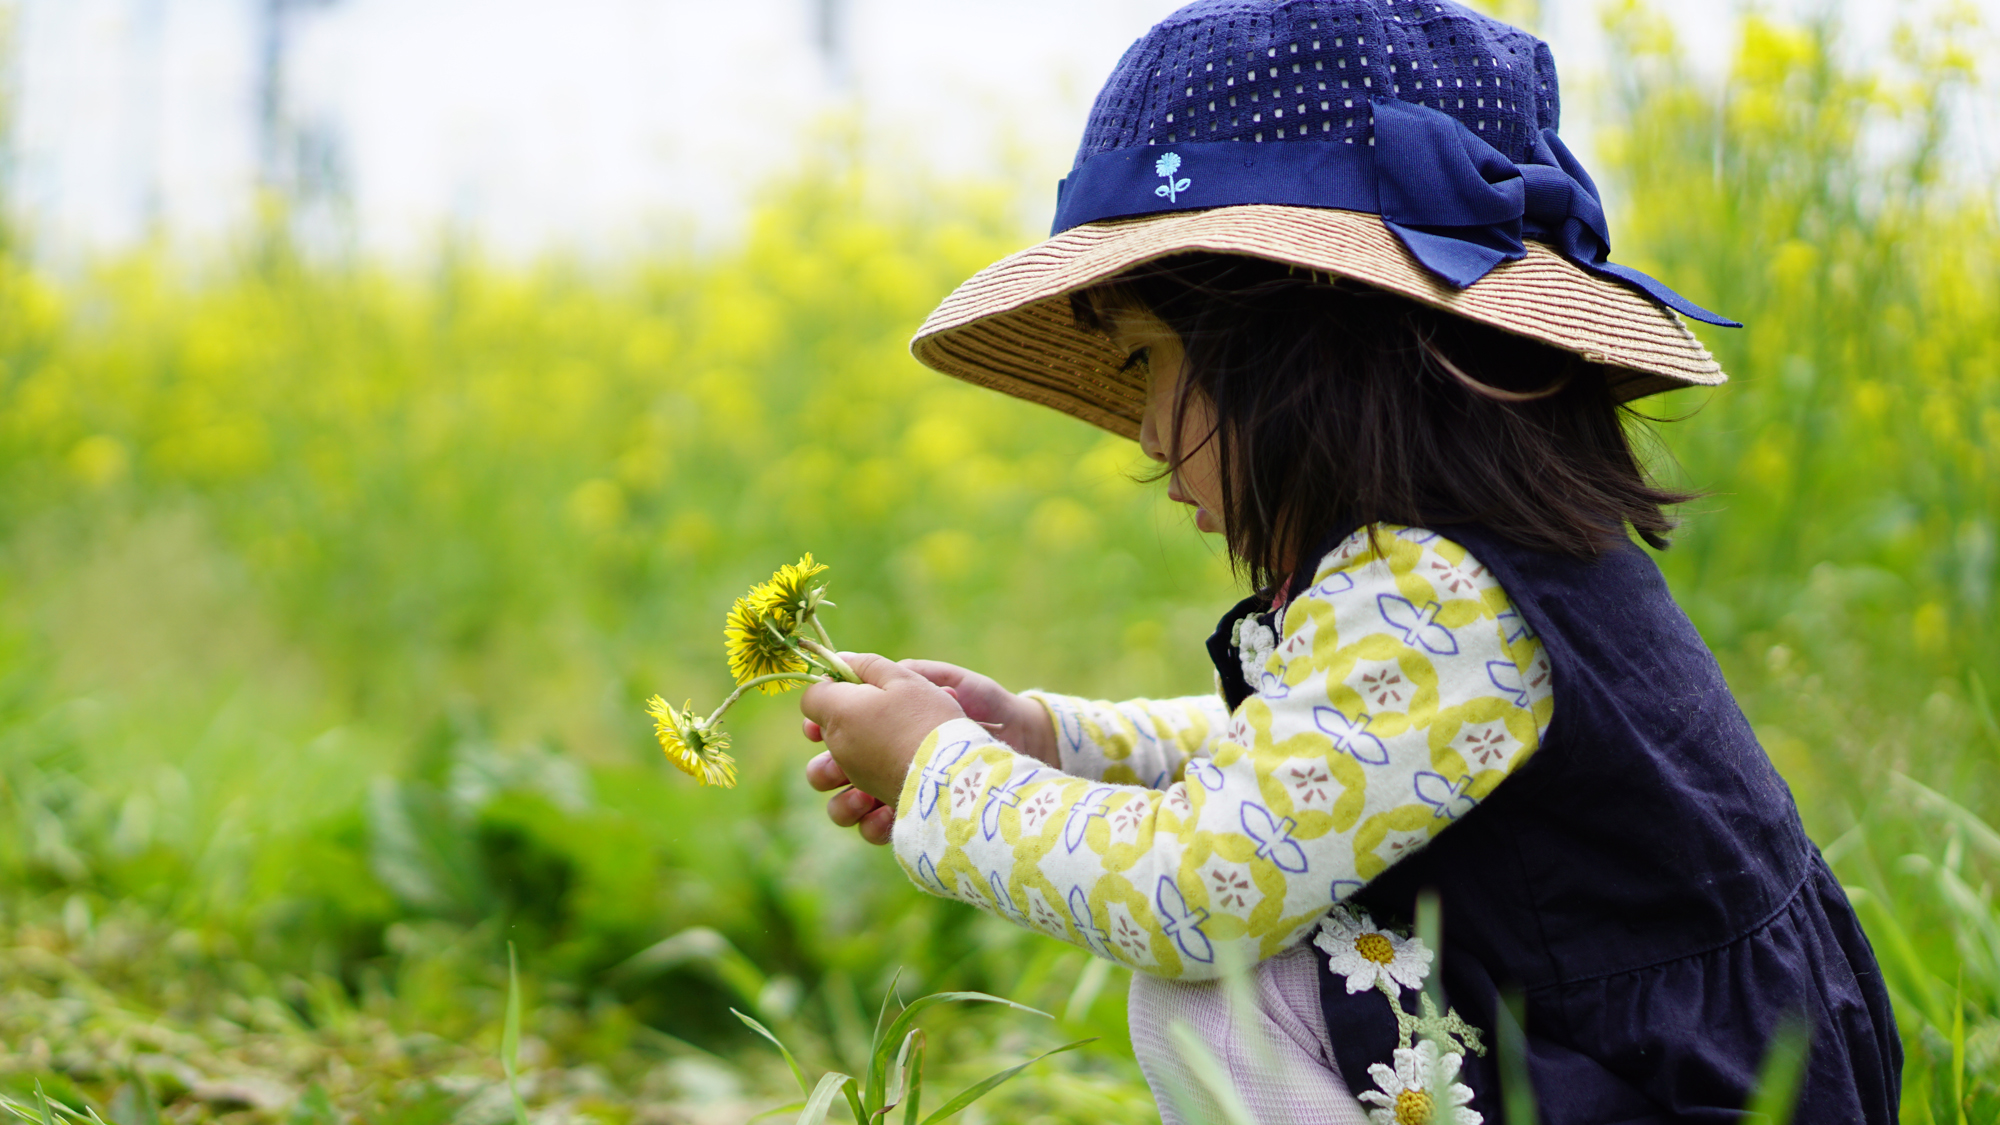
xmin=1209 ymin=522 xmax=1901 ymax=1124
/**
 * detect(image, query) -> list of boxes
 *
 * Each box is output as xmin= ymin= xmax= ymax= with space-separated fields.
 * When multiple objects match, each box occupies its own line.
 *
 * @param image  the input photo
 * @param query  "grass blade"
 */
xmin=1744 ymin=1018 xmax=1809 ymax=1125
xmin=873 ymin=990 xmax=1051 ymax=1091
xmin=747 ymin=1101 xmax=808 ymax=1121
xmin=732 ymin=1008 xmax=812 ymax=1097
xmin=30 ymin=1085 xmax=54 ymax=1125
xmin=1495 ymin=988 xmax=1541 ymax=1125
xmin=1160 ymin=1024 xmax=1257 ymax=1125
xmin=917 ymin=1038 xmax=1094 ymax=1125
xmin=865 ymin=967 xmax=907 ymax=1113
xmin=1952 ymin=968 xmax=1968 ymax=1120
xmin=796 ymin=1073 xmax=855 ymax=1125
xmin=901 ymin=1029 xmax=926 ymax=1125
xmin=879 ymin=1028 xmax=920 ymax=1118
xmin=504 ymin=943 xmax=530 ymax=1125
xmin=1890 ymin=773 xmax=2000 ymax=863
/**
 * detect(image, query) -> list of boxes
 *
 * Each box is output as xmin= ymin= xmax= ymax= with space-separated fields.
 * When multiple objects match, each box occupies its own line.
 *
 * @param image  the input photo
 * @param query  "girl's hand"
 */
xmin=800 ymin=653 xmax=965 ymax=806
xmin=803 ymin=659 xmax=1060 ymax=846
xmin=898 ymin=660 xmax=1059 ymax=768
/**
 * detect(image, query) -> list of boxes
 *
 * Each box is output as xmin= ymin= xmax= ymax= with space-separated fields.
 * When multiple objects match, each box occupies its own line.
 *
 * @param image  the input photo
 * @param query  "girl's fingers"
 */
xmin=826 ymin=786 xmax=882 ymax=828
xmin=805 ymin=751 xmax=850 ymax=791
xmin=802 ymin=718 xmax=824 ymax=742
xmin=858 ymin=803 xmax=895 ymax=846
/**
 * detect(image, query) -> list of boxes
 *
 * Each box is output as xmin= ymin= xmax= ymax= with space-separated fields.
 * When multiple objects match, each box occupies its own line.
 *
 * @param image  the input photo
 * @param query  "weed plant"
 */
xmin=0 ymin=4 xmax=1991 ymax=1121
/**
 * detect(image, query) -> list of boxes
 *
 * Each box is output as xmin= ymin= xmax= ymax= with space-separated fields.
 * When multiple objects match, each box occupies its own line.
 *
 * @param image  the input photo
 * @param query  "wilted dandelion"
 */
xmin=651 ymin=553 xmax=861 ymax=788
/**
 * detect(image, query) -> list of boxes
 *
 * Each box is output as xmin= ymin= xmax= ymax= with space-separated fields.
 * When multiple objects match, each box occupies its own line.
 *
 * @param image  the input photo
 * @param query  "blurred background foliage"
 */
xmin=0 ymin=3 xmax=1995 ymax=1122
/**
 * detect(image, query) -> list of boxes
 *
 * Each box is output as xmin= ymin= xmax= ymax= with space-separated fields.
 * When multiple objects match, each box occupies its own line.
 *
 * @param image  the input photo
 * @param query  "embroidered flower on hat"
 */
xmin=1315 ymin=906 xmax=1434 ymax=995
xmin=1153 ymin=151 xmax=1191 ymax=202
xmin=1358 ymin=1039 xmax=1481 ymax=1125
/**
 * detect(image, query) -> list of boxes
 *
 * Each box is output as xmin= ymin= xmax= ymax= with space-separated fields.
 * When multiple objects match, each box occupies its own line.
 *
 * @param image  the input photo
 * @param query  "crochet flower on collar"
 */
xmin=1234 ymin=614 xmax=1278 ymax=687
xmin=1314 ymin=907 xmax=1434 ymax=995
xmin=1358 ymin=1039 xmax=1480 ymax=1125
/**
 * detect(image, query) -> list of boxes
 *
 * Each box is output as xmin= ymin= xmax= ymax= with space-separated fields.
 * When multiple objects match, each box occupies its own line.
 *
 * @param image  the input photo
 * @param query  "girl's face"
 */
xmin=1103 ymin=303 xmax=1226 ymax=535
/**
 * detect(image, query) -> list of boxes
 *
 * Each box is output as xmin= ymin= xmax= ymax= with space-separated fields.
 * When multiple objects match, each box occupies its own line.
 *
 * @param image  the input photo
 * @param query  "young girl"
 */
xmin=799 ymin=2 xmax=1900 ymax=1120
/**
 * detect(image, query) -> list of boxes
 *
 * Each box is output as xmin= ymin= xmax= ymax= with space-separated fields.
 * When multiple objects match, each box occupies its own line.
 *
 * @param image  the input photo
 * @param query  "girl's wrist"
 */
xmin=1013 ymin=692 xmax=1061 ymax=767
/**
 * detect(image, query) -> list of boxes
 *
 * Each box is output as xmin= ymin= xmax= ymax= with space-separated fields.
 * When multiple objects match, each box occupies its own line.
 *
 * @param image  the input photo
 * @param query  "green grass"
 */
xmin=0 ymin=4 xmax=1993 ymax=1122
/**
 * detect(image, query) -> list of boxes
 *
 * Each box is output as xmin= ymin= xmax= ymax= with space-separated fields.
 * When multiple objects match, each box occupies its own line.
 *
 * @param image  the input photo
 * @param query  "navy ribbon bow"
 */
xmin=1052 ymin=97 xmax=1738 ymax=328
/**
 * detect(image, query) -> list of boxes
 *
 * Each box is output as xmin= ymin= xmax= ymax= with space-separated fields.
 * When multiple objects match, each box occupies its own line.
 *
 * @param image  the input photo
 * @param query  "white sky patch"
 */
xmin=11 ymin=0 xmax=1998 ymax=262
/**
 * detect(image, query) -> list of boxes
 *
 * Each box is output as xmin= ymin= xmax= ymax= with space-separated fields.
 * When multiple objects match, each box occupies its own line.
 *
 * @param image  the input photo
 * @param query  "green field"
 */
xmin=0 ymin=5 xmax=1994 ymax=1123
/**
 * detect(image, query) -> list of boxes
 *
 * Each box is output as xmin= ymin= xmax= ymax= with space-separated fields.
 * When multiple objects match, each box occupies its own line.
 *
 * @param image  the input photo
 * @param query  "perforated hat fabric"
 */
xmin=1072 ymin=0 xmax=1556 ymax=165
xmin=909 ymin=0 xmax=1731 ymax=438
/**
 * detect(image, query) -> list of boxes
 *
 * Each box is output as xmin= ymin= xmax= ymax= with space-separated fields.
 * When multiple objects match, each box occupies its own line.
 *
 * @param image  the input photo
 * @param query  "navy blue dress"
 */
xmin=1208 ymin=522 xmax=1901 ymax=1124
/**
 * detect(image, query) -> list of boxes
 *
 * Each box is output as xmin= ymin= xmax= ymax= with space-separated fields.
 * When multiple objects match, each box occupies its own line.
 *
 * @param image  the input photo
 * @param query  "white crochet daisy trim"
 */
xmin=1359 ymin=1039 xmax=1482 ymax=1125
xmin=1314 ymin=906 xmax=1435 ymax=996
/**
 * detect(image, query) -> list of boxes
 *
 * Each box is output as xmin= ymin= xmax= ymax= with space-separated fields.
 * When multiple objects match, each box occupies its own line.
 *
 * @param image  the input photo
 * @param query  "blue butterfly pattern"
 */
xmin=1413 ymin=771 xmax=1477 ymax=820
xmin=1486 ymin=660 xmax=1531 ymax=707
xmin=1314 ymin=706 xmax=1391 ymax=765
xmin=1067 ymin=885 xmax=1112 ymax=957
xmin=1154 ymin=876 xmax=1214 ymax=964
xmin=1497 ymin=606 xmax=1536 ymax=644
xmin=1240 ymin=802 xmax=1309 ymax=872
xmin=1377 ymin=595 xmax=1460 ymax=655
xmin=1310 ymin=571 xmax=1357 ymax=598
xmin=915 ymin=853 xmax=950 ymax=896
xmin=1063 ymin=786 xmax=1113 ymax=853
xmin=980 ymin=767 xmax=1041 ymax=841
xmin=917 ymin=741 xmax=972 ymax=818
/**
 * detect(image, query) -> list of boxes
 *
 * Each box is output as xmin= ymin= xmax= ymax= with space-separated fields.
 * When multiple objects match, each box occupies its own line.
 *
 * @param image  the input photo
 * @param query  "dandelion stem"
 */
xmin=798 ymin=637 xmax=861 ymax=684
xmin=706 ymin=673 xmax=825 ymax=726
xmin=810 ymin=612 xmax=835 ymax=650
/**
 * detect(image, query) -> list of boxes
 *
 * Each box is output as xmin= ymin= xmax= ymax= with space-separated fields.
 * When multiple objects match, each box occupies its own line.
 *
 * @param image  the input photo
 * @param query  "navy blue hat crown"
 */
xmin=1054 ymin=0 xmax=1736 ymax=326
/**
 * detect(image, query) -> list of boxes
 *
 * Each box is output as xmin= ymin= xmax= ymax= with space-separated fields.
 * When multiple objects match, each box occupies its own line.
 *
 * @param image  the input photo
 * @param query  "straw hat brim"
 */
xmin=910 ymin=204 xmax=1725 ymax=441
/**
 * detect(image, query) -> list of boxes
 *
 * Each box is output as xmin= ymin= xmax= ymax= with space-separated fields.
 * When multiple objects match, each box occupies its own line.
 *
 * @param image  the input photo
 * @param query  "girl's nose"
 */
xmin=1138 ymin=410 xmax=1167 ymax=463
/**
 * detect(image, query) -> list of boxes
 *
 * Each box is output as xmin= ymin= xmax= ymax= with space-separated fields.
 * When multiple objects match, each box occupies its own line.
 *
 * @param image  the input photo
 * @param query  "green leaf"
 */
xmin=503 ymin=943 xmax=530 ymax=1125
xmin=1744 ymin=1018 xmax=1810 ymax=1125
xmin=796 ymin=1073 xmax=855 ymax=1125
xmin=873 ymin=990 xmax=1051 ymax=1094
xmin=31 ymin=1083 xmax=55 ymax=1125
xmin=732 ymin=1008 xmax=812 ymax=1097
xmin=917 ymin=1038 xmax=1093 ymax=1125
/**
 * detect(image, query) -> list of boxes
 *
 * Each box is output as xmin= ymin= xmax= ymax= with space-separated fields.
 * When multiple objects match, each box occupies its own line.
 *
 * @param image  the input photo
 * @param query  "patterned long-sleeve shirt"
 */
xmin=889 ymin=525 xmax=1555 ymax=980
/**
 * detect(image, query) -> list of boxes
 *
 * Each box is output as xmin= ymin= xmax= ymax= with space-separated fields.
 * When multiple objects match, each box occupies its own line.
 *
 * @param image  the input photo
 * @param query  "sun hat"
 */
xmin=910 ymin=0 xmax=1737 ymax=440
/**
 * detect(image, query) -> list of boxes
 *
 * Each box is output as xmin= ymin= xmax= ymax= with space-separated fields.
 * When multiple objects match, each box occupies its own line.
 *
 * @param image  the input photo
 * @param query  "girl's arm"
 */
xmin=1020 ymin=691 xmax=1231 ymax=790
xmin=886 ymin=526 xmax=1554 ymax=980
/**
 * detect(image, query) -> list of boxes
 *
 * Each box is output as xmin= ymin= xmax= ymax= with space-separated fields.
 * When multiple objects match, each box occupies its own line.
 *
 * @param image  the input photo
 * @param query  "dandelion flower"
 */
xmin=649 ymin=696 xmax=738 ymax=788
xmin=760 ymin=552 xmax=831 ymax=630
xmin=724 ymin=586 xmax=810 ymax=693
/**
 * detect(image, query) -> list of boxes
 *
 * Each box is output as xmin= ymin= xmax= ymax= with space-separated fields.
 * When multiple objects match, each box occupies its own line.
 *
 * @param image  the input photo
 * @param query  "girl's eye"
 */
xmin=1120 ymin=347 xmax=1152 ymax=373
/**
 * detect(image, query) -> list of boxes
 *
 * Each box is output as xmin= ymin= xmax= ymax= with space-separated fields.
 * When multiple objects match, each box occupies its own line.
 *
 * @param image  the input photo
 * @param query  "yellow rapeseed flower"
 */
xmin=648 ymin=696 xmax=738 ymax=788
xmin=724 ymin=586 xmax=809 ymax=693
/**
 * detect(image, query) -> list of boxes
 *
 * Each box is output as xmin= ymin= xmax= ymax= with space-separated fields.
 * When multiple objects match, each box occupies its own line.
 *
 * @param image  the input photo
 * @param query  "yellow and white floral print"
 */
xmin=890 ymin=525 xmax=1554 ymax=980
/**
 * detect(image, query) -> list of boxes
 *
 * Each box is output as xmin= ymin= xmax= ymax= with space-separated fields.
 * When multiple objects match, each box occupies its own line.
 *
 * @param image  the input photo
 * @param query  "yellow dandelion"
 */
xmin=724 ymin=587 xmax=809 ymax=693
xmin=648 ymin=696 xmax=738 ymax=788
xmin=760 ymin=552 xmax=831 ymax=630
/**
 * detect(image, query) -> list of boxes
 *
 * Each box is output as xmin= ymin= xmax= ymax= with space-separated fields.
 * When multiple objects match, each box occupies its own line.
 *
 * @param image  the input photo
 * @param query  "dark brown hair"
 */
xmin=1074 ymin=253 xmax=1695 ymax=591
